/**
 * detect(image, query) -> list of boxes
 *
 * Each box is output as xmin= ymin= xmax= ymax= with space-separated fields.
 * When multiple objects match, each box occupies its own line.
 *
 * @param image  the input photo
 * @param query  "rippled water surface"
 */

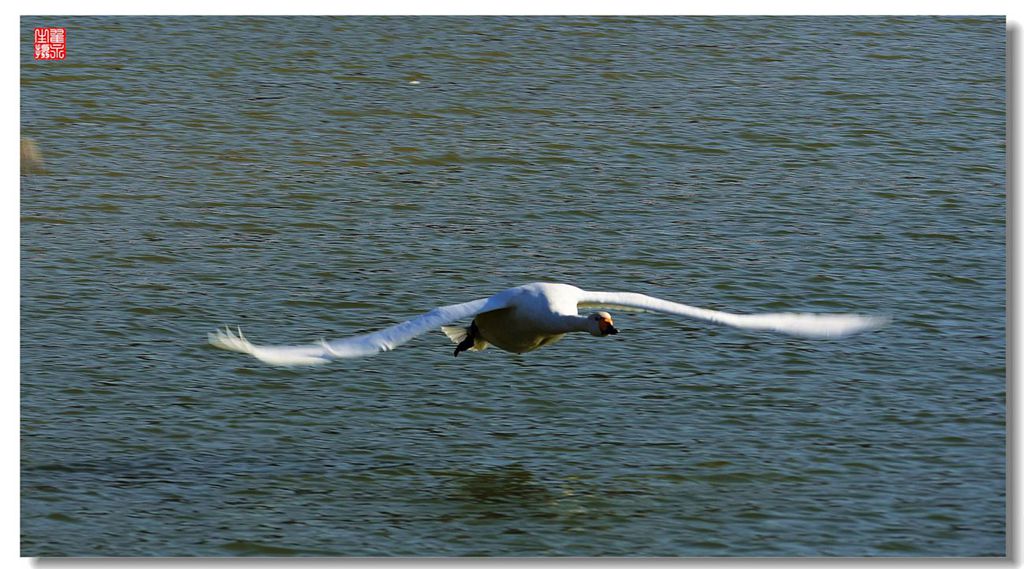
xmin=21 ymin=16 xmax=1005 ymax=556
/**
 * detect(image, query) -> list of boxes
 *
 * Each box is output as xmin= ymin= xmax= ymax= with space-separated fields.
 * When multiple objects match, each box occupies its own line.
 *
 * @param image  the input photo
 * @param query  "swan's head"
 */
xmin=587 ymin=311 xmax=618 ymax=337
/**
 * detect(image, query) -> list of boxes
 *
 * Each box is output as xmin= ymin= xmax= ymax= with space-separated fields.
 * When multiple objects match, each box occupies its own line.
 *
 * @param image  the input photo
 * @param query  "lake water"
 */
xmin=20 ymin=16 xmax=1005 ymax=556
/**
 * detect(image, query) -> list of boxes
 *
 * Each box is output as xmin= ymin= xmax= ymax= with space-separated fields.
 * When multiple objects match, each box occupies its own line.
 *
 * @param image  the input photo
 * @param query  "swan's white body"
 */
xmin=209 ymin=282 xmax=887 ymax=367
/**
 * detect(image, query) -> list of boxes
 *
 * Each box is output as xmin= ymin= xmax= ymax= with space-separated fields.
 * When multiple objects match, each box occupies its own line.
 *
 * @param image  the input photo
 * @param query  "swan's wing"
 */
xmin=209 ymin=294 xmax=510 ymax=366
xmin=578 ymin=291 xmax=888 ymax=339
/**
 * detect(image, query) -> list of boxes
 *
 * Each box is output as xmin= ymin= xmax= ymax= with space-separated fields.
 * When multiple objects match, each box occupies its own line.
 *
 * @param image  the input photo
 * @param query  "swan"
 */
xmin=208 ymin=282 xmax=887 ymax=367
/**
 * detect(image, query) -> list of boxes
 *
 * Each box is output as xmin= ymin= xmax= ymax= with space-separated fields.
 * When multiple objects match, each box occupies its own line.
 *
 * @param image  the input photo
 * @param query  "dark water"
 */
xmin=21 ymin=16 xmax=1005 ymax=556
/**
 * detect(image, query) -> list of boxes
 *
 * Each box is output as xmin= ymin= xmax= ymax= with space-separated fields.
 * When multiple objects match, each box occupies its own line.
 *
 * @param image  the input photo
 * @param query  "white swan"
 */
xmin=208 ymin=282 xmax=887 ymax=366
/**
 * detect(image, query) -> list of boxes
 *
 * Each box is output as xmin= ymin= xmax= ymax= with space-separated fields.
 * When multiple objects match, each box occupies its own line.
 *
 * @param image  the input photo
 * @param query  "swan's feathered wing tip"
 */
xmin=208 ymin=326 xmax=254 ymax=354
xmin=208 ymin=327 xmax=333 ymax=367
xmin=848 ymin=314 xmax=892 ymax=336
xmin=752 ymin=313 xmax=891 ymax=339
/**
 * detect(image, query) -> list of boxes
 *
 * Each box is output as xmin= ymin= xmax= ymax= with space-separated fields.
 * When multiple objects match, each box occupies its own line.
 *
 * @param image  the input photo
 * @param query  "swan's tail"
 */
xmin=441 ymin=325 xmax=469 ymax=345
xmin=441 ymin=325 xmax=489 ymax=353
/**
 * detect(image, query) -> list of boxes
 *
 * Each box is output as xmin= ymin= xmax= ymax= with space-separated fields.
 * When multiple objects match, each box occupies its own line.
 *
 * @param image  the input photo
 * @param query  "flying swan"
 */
xmin=209 ymin=282 xmax=887 ymax=366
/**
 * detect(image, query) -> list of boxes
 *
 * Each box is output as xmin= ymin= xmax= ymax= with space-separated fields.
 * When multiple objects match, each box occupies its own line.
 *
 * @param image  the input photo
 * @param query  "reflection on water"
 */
xmin=448 ymin=464 xmax=554 ymax=506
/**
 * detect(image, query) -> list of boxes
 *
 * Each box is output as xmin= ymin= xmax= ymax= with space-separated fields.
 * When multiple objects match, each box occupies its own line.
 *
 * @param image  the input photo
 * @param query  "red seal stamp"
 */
xmin=34 ymin=28 xmax=66 ymax=60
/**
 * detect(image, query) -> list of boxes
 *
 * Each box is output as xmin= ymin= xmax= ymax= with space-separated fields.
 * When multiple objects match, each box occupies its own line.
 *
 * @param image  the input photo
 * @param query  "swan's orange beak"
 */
xmin=599 ymin=318 xmax=618 ymax=336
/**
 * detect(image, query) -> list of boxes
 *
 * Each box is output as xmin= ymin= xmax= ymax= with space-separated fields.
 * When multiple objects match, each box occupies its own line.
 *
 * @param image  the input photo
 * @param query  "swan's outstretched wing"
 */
xmin=578 ymin=291 xmax=887 ymax=339
xmin=209 ymin=294 xmax=510 ymax=366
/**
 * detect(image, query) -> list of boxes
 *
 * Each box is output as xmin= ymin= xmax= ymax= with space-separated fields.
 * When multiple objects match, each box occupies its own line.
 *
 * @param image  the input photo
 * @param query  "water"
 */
xmin=20 ymin=16 xmax=1005 ymax=556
